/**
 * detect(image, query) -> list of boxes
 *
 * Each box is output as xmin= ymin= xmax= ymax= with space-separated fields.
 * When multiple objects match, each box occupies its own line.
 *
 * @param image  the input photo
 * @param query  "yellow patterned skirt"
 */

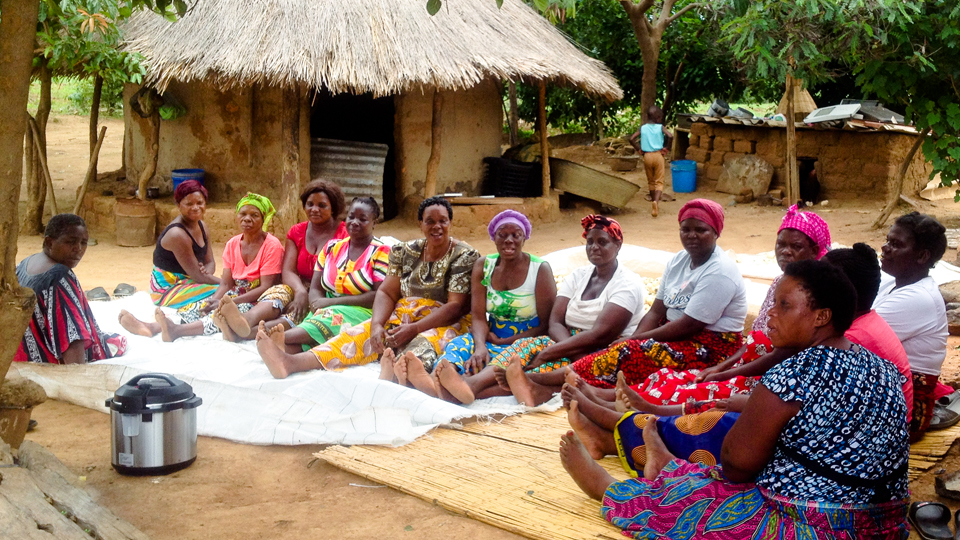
xmin=310 ymin=297 xmax=470 ymax=371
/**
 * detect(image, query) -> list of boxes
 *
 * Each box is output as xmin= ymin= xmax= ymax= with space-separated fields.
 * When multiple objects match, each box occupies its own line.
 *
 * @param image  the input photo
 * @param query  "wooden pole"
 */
xmin=73 ymin=126 xmax=106 ymax=214
xmin=276 ymin=85 xmax=303 ymax=234
xmin=508 ymin=82 xmax=519 ymax=147
xmin=424 ymin=89 xmax=443 ymax=199
xmin=873 ymin=127 xmax=932 ymax=228
xmin=785 ymin=73 xmax=799 ymax=205
xmin=538 ymin=82 xmax=550 ymax=198
xmin=27 ymin=116 xmax=57 ymax=215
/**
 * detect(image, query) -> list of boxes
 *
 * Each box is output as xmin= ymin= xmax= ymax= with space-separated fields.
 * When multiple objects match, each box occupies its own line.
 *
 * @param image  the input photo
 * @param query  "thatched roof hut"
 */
xmin=123 ymin=0 xmax=622 ymax=100
xmin=116 ymin=0 xmax=622 ymax=232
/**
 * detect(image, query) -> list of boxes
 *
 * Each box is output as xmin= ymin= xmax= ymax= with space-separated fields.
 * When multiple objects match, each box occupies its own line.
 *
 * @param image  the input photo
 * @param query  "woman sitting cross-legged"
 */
xmin=149 ymin=180 xmax=220 ymax=308
xmin=255 ymin=197 xmax=390 ymax=377
xmin=567 ymin=204 xmax=831 ymax=413
xmin=120 ymin=193 xmax=290 ymax=341
xmin=561 ymin=259 xmax=910 ymax=539
xmin=504 ymin=199 xmax=746 ymax=407
xmin=422 ymin=210 xmax=557 ymax=403
xmin=432 ymin=214 xmax=644 ymax=403
xmin=256 ymin=196 xmax=479 ymax=382
xmin=258 ymin=180 xmax=348 ymax=331
xmin=15 ymin=214 xmax=127 ymax=364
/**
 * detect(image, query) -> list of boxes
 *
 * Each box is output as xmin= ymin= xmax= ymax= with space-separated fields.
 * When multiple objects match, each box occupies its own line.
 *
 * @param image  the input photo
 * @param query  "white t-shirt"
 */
xmin=558 ymin=263 xmax=644 ymax=338
xmin=872 ymin=274 xmax=947 ymax=376
xmin=656 ymin=247 xmax=748 ymax=333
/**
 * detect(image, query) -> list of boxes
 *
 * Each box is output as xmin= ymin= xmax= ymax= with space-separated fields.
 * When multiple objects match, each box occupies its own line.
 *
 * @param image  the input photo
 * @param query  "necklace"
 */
xmin=419 ymin=238 xmax=453 ymax=283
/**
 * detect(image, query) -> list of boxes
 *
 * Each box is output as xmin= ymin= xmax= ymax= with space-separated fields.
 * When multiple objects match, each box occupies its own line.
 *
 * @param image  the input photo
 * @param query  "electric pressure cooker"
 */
xmin=106 ymin=373 xmax=202 ymax=475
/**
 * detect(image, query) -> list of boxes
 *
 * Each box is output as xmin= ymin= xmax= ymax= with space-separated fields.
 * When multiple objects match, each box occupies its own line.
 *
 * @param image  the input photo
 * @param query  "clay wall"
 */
xmin=394 ymin=79 xmax=504 ymax=206
xmin=123 ymin=81 xmax=312 ymax=206
xmin=685 ymin=122 xmax=933 ymax=200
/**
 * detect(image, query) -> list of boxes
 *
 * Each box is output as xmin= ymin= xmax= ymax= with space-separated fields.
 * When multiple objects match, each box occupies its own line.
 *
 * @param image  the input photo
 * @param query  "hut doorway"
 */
xmin=310 ymin=91 xmax=397 ymax=220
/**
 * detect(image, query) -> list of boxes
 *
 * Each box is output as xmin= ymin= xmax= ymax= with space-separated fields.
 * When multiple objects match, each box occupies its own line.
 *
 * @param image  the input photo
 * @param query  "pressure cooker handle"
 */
xmin=126 ymin=373 xmax=181 ymax=388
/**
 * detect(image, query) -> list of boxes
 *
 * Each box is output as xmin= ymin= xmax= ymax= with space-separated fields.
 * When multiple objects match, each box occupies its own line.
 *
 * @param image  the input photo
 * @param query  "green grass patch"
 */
xmin=28 ymin=77 xmax=124 ymax=118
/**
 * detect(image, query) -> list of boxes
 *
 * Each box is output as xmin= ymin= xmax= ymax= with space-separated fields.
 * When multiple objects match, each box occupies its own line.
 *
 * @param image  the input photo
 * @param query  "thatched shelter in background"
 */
xmin=118 ymin=0 xmax=622 ymax=227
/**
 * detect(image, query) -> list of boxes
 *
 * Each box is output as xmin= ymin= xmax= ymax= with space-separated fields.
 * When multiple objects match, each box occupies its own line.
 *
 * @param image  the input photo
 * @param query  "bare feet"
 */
xmin=154 ymin=308 xmax=176 ymax=342
xmin=256 ymin=325 xmax=290 ymax=379
xmin=264 ymin=321 xmax=285 ymax=349
xmin=212 ymin=309 xmax=239 ymax=342
xmin=379 ymin=348 xmax=397 ymax=382
xmin=567 ymin=400 xmax=614 ymax=460
xmin=564 ymin=367 xmax=580 ymax=388
xmin=505 ymin=359 xmax=557 ymax=407
xmin=651 ymin=201 xmax=659 ymax=217
xmin=616 ymin=371 xmax=654 ymax=413
xmin=435 ymin=359 xmax=475 ymax=405
xmin=642 ymin=417 xmax=676 ymax=481
xmin=118 ymin=309 xmax=159 ymax=337
xmin=394 ymin=350 xmax=408 ymax=386
xmin=559 ymin=430 xmax=616 ymax=501
xmin=493 ymin=363 xmax=511 ymax=391
xmin=402 ymin=353 xmax=437 ymax=398
xmin=218 ymin=296 xmax=251 ymax=339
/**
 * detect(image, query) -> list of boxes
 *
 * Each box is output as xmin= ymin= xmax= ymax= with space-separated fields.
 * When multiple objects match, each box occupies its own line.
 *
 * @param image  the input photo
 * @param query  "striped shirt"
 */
xmin=314 ymin=237 xmax=390 ymax=297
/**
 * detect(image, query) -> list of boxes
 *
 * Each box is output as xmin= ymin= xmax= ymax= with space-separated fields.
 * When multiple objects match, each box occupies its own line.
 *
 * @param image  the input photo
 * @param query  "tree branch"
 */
xmin=665 ymin=2 xmax=703 ymax=26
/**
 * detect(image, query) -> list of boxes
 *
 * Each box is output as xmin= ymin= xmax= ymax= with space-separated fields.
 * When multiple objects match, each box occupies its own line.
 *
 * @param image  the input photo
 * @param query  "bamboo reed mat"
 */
xmin=317 ymin=409 xmax=960 ymax=539
xmin=908 ymin=422 xmax=960 ymax=479
xmin=317 ymin=409 xmax=628 ymax=540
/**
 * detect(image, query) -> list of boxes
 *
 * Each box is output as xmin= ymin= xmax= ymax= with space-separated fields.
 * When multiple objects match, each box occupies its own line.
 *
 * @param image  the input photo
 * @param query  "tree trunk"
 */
xmin=136 ymin=112 xmax=159 ymax=201
xmin=873 ymin=127 xmax=931 ymax=229
xmin=538 ymin=82 xmax=550 ymax=198
xmin=89 ymin=74 xmax=103 ymax=181
xmin=21 ymin=67 xmax=51 ymax=233
xmin=0 ymin=0 xmax=43 ymax=382
xmin=508 ymin=82 xmax=519 ymax=146
xmin=275 ymin=85 xmax=302 ymax=234
xmin=593 ymin=99 xmax=604 ymax=140
xmin=785 ymin=73 xmax=800 ymax=205
xmin=662 ymin=58 xmax=686 ymax=120
xmin=22 ymin=115 xmax=37 ymax=228
xmin=424 ymin=89 xmax=443 ymax=199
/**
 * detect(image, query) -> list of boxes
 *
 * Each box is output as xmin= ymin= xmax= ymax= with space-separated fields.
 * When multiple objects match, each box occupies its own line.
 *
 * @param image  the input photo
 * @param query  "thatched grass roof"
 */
xmin=122 ymin=0 xmax=623 ymax=101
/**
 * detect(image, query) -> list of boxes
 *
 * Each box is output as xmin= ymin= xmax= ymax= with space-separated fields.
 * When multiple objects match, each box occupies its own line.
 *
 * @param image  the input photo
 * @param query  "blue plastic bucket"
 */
xmin=171 ymin=169 xmax=205 ymax=191
xmin=671 ymin=160 xmax=697 ymax=193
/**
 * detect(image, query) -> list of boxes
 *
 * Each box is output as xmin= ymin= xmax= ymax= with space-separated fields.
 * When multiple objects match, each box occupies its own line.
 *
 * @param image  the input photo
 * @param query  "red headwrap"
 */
xmin=581 ymin=214 xmax=623 ymax=242
xmin=678 ymin=198 xmax=725 ymax=236
xmin=174 ymin=180 xmax=208 ymax=204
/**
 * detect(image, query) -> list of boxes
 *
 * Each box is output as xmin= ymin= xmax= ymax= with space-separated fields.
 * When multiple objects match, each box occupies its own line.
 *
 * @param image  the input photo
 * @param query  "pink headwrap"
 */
xmin=678 ymin=198 xmax=725 ymax=236
xmin=488 ymin=209 xmax=532 ymax=241
xmin=779 ymin=204 xmax=832 ymax=259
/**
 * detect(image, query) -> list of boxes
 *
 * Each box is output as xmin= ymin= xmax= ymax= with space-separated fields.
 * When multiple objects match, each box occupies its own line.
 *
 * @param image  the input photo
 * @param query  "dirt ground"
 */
xmin=13 ymin=114 xmax=960 ymax=539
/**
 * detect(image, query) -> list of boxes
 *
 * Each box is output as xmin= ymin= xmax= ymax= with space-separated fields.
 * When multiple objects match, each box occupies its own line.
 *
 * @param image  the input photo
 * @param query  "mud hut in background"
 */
xmin=118 ymin=0 xmax=622 ymax=231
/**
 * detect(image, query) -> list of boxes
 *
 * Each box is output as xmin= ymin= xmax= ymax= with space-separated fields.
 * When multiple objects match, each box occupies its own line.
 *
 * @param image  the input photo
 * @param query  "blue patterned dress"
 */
xmin=600 ymin=344 xmax=910 ymax=539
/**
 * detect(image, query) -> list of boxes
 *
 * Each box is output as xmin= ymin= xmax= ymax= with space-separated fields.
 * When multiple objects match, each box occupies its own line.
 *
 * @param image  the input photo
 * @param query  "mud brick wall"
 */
xmin=685 ymin=122 xmax=932 ymax=200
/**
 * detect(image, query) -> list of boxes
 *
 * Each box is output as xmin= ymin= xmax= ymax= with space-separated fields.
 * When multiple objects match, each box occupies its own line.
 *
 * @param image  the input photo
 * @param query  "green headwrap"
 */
xmin=236 ymin=192 xmax=276 ymax=231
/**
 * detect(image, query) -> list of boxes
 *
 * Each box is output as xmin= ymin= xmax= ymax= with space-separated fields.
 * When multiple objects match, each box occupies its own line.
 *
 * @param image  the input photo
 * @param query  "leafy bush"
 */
xmin=66 ymin=77 xmax=126 ymax=117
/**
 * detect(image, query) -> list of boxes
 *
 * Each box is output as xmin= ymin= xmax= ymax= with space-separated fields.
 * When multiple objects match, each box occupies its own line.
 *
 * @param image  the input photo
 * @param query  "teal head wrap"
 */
xmin=236 ymin=192 xmax=276 ymax=231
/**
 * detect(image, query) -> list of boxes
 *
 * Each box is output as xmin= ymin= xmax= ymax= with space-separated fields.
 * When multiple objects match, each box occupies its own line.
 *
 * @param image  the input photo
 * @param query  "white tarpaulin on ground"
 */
xmin=12 ymin=244 xmax=960 ymax=447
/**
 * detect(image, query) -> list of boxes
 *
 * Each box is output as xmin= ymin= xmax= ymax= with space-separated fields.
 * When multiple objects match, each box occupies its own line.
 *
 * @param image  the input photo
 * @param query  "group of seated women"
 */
xmin=13 ymin=181 xmax=954 ymax=536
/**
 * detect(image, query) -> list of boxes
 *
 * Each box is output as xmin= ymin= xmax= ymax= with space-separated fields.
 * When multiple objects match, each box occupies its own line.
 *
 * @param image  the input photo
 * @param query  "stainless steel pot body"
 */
xmin=109 ymin=405 xmax=198 ymax=475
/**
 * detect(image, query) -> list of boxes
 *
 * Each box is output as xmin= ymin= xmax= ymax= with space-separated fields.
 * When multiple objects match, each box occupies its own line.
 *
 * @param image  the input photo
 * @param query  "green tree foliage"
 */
xmin=511 ymin=0 xmax=758 ymax=134
xmin=720 ymin=0 xmax=903 ymax=87
xmin=855 ymin=0 xmax=960 ymax=192
xmin=36 ymin=0 xmax=147 ymax=90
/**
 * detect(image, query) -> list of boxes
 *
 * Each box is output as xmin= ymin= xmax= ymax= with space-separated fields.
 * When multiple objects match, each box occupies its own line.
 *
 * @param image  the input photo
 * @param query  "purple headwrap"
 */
xmin=678 ymin=198 xmax=725 ymax=236
xmin=174 ymin=180 xmax=208 ymax=204
xmin=779 ymin=204 xmax=832 ymax=259
xmin=488 ymin=209 xmax=532 ymax=241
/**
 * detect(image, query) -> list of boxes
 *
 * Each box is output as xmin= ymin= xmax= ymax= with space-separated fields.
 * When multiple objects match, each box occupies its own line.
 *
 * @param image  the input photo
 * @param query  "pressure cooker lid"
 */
xmin=109 ymin=373 xmax=196 ymax=413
